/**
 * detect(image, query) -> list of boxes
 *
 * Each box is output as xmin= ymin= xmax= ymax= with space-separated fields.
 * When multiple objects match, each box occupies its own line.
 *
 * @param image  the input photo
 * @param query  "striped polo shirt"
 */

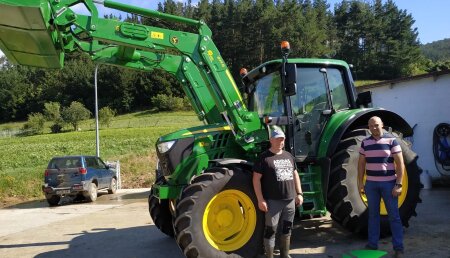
xmin=359 ymin=134 xmax=402 ymax=182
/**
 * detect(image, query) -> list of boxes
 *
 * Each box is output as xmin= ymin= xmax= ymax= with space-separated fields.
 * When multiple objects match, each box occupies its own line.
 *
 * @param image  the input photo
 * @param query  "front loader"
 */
xmin=0 ymin=1 xmax=421 ymax=257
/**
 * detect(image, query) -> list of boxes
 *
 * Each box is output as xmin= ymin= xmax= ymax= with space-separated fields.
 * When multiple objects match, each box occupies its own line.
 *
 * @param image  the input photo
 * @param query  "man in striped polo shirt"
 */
xmin=358 ymin=116 xmax=405 ymax=257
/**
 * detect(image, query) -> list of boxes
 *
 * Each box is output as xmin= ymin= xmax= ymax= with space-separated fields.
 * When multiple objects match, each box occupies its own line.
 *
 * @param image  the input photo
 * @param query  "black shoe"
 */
xmin=394 ymin=250 xmax=404 ymax=258
xmin=365 ymin=244 xmax=378 ymax=250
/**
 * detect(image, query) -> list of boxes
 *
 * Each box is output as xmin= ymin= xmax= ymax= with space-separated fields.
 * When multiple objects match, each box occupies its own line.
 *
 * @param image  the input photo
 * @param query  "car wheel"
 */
xmin=108 ymin=178 xmax=117 ymax=194
xmin=84 ymin=182 xmax=98 ymax=202
xmin=46 ymin=195 xmax=60 ymax=206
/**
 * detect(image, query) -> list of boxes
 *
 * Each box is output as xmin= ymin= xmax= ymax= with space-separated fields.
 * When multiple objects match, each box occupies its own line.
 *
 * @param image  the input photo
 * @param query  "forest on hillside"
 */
xmin=0 ymin=0 xmax=448 ymax=123
xmin=421 ymin=38 xmax=450 ymax=66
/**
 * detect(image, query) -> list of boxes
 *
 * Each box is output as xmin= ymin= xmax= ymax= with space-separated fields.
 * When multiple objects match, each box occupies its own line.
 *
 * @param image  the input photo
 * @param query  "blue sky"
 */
xmin=96 ymin=0 xmax=450 ymax=44
xmin=326 ymin=0 xmax=450 ymax=44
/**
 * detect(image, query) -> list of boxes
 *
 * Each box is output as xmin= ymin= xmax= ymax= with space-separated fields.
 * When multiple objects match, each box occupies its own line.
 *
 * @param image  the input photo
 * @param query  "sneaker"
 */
xmin=365 ymin=244 xmax=378 ymax=250
xmin=394 ymin=250 xmax=404 ymax=258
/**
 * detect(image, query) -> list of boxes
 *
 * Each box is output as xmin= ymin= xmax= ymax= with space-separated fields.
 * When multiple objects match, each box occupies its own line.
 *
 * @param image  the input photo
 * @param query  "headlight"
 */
xmin=157 ymin=140 xmax=176 ymax=153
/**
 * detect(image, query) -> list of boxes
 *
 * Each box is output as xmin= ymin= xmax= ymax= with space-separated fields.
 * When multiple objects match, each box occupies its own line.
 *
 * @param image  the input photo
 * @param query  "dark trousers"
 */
xmin=263 ymin=199 xmax=295 ymax=248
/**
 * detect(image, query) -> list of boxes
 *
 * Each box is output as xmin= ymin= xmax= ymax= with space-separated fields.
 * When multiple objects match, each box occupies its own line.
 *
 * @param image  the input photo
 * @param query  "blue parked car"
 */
xmin=42 ymin=155 xmax=117 ymax=206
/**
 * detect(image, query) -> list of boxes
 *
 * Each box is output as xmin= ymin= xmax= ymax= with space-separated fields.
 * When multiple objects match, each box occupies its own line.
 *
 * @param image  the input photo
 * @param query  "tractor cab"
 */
xmin=244 ymin=59 xmax=354 ymax=161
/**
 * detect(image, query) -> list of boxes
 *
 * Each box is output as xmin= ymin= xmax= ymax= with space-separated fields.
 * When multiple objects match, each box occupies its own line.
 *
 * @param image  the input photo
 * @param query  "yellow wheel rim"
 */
xmin=202 ymin=189 xmax=257 ymax=251
xmin=360 ymin=170 xmax=409 ymax=215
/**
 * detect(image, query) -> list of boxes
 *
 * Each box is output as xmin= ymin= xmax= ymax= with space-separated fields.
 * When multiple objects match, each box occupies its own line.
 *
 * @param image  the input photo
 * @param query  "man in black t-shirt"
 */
xmin=253 ymin=126 xmax=303 ymax=258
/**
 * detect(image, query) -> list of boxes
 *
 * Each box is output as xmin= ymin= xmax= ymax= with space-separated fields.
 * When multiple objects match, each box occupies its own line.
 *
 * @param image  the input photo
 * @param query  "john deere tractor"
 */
xmin=0 ymin=1 xmax=421 ymax=257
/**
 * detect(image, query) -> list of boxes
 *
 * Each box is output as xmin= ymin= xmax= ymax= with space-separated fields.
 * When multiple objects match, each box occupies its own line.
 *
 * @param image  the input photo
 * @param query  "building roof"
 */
xmin=358 ymin=69 xmax=450 ymax=91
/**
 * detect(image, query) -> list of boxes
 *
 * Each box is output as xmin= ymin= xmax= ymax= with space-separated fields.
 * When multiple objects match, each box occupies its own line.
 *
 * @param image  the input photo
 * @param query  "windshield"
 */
xmin=48 ymin=157 xmax=82 ymax=169
xmin=248 ymin=70 xmax=284 ymax=116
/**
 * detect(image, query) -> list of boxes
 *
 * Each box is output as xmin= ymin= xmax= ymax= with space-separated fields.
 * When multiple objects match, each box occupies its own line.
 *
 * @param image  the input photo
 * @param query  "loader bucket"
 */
xmin=0 ymin=0 xmax=64 ymax=68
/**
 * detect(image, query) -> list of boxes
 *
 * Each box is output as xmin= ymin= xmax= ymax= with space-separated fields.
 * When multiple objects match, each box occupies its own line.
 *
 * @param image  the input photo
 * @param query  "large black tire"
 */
xmin=148 ymin=187 xmax=175 ymax=237
xmin=108 ymin=178 xmax=117 ymax=194
xmin=84 ymin=182 xmax=98 ymax=202
xmin=46 ymin=194 xmax=60 ymax=206
xmin=174 ymin=167 xmax=264 ymax=258
xmin=327 ymin=128 xmax=422 ymax=235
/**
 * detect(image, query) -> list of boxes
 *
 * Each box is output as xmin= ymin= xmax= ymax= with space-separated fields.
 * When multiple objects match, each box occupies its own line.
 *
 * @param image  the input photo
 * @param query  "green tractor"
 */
xmin=0 ymin=1 xmax=421 ymax=257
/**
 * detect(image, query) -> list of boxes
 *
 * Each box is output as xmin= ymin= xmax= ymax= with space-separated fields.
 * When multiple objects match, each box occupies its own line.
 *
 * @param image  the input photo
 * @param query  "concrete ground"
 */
xmin=0 ymin=187 xmax=449 ymax=258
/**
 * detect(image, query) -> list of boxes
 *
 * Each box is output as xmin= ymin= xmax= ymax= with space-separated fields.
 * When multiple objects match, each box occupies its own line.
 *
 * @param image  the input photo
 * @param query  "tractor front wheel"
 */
xmin=174 ymin=167 xmax=264 ymax=258
xmin=148 ymin=182 xmax=175 ymax=238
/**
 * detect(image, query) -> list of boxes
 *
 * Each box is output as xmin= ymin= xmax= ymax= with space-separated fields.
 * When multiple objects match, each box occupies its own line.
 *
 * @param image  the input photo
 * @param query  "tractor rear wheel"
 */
xmin=327 ymin=129 xmax=422 ymax=235
xmin=148 ymin=182 xmax=175 ymax=238
xmin=174 ymin=167 xmax=264 ymax=258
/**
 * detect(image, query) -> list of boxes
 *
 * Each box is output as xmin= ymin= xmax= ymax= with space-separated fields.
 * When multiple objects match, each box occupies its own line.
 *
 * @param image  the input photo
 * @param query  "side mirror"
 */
xmin=283 ymin=63 xmax=297 ymax=96
xmin=356 ymin=91 xmax=372 ymax=107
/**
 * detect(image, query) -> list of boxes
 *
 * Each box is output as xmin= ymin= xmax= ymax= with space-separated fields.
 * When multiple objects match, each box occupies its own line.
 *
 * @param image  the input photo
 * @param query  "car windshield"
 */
xmin=48 ymin=157 xmax=82 ymax=169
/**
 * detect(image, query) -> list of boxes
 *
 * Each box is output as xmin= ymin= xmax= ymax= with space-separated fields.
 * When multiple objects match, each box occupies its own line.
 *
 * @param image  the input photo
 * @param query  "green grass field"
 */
xmin=0 ymin=111 xmax=201 ymax=205
xmin=354 ymin=80 xmax=382 ymax=87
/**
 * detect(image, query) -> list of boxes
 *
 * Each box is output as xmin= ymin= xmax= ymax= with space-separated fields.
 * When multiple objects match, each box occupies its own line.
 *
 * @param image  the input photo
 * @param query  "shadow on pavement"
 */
xmin=290 ymin=216 xmax=367 ymax=257
xmin=2 ymin=199 xmax=48 ymax=209
xmin=30 ymin=225 xmax=183 ymax=258
xmin=2 ymin=189 xmax=149 ymax=210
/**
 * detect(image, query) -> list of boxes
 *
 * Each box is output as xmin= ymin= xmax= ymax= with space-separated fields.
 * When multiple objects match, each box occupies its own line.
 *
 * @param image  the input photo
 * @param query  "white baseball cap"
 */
xmin=271 ymin=126 xmax=285 ymax=139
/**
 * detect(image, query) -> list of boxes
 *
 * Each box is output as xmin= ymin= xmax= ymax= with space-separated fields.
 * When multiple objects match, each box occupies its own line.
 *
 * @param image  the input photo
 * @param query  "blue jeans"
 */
xmin=365 ymin=180 xmax=404 ymax=251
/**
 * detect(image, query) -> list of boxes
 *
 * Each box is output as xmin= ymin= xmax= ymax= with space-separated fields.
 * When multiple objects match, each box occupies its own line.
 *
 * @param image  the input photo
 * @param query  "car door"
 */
xmin=95 ymin=157 xmax=107 ymax=189
xmin=96 ymin=157 xmax=112 ymax=188
xmin=85 ymin=157 xmax=100 ymax=186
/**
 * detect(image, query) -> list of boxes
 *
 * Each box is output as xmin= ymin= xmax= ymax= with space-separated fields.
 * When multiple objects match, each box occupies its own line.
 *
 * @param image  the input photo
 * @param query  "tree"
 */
xmin=151 ymin=94 xmax=185 ymax=111
xmin=99 ymin=106 xmax=116 ymax=128
xmin=23 ymin=112 xmax=45 ymax=135
xmin=44 ymin=102 xmax=64 ymax=133
xmin=61 ymin=101 xmax=91 ymax=131
xmin=421 ymin=38 xmax=450 ymax=62
xmin=334 ymin=0 xmax=421 ymax=79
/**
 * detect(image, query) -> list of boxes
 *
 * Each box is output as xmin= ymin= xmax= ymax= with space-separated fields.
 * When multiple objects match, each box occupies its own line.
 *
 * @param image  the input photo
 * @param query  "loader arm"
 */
xmin=0 ymin=0 xmax=264 ymax=149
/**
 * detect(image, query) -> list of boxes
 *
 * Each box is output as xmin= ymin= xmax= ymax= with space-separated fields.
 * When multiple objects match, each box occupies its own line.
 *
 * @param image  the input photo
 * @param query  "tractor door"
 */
xmin=292 ymin=66 xmax=350 ymax=159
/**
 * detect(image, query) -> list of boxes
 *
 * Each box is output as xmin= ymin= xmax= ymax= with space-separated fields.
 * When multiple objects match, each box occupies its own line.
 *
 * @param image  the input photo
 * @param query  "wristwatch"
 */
xmin=395 ymin=183 xmax=402 ymax=187
xmin=297 ymin=192 xmax=303 ymax=197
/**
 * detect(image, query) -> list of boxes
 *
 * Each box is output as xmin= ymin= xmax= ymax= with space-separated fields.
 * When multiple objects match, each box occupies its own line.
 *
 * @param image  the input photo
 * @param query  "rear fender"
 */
xmin=319 ymin=108 xmax=413 ymax=158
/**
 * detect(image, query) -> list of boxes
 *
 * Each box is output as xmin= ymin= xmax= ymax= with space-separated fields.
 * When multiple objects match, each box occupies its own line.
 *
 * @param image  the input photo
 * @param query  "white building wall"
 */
xmin=359 ymin=74 xmax=450 ymax=179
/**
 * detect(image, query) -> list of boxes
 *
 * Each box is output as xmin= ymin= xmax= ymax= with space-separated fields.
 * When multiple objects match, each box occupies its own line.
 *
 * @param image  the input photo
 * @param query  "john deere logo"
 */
xmin=342 ymin=250 xmax=388 ymax=258
xmin=171 ymin=36 xmax=179 ymax=44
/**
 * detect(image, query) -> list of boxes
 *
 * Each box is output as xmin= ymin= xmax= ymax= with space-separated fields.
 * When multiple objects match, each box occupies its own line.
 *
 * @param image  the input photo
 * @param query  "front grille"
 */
xmin=156 ymin=137 xmax=194 ymax=176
